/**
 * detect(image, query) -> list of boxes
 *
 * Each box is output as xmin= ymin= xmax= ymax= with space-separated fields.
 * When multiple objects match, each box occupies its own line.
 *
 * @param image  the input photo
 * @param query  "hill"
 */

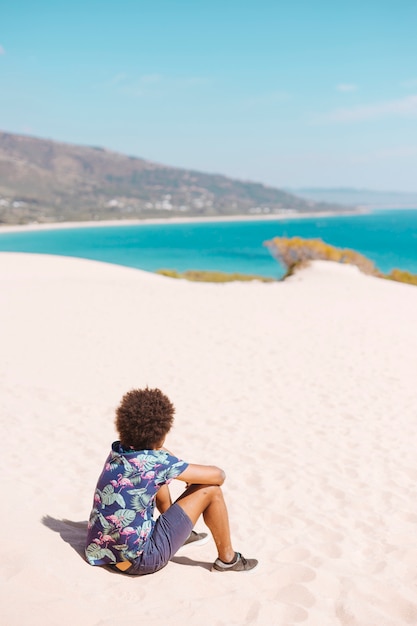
xmin=0 ymin=131 xmax=353 ymax=224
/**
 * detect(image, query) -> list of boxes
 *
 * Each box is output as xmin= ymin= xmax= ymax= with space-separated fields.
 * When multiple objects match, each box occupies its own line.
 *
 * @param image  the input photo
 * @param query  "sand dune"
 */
xmin=1 ymin=252 xmax=417 ymax=625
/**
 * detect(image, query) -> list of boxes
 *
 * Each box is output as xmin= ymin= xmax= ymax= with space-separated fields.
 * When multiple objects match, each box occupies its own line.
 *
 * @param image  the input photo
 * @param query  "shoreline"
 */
xmin=0 ymin=209 xmax=366 ymax=234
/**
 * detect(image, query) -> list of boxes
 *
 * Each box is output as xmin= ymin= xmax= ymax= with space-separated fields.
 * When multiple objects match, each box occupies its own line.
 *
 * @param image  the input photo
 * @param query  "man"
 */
xmin=85 ymin=387 xmax=258 ymax=574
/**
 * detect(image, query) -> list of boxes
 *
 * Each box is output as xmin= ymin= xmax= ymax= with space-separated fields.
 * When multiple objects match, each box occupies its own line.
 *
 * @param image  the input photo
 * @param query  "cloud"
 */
xmin=317 ymin=94 xmax=417 ymax=123
xmin=0 ymin=45 xmax=5 ymax=55
xmin=336 ymin=83 xmax=358 ymax=92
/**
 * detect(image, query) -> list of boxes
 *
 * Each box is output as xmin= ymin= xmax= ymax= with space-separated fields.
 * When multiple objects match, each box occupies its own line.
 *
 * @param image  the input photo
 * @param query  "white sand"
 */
xmin=0 ymin=209 xmax=364 ymax=234
xmin=1 ymin=252 xmax=417 ymax=626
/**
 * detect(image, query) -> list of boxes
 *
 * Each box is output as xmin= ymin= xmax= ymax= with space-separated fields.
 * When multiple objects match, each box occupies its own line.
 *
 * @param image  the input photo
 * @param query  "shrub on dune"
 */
xmin=264 ymin=235 xmax=417 ymax=286
xmin=386 ymin=269 xmax=417 ymax=286
xmin=264 ymin=236 xmax=379 ymax=278
xmin=156 ymin=237 xmax=417 ymax=287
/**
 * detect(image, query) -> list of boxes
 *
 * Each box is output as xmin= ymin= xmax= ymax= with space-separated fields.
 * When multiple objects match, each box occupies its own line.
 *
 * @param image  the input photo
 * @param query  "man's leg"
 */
xmin=156 ymin=484 xmax=208 ymax=546
xmin=175 ymin=484 xmax=235 ymax=563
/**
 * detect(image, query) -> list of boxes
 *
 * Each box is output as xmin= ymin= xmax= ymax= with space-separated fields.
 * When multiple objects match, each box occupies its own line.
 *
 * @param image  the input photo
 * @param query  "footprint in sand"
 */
xmin=285 ymin=563 xmax=316 ymax=583
xmin=273 ymin=603 xmax=309 ymax=623
xmin=273 ymin=563 xmax=317 ymax=593
xmin=275 ymin=583 xmax=316 ymax=608
xmin=317 ymin=542 xmax=343 ymax=558
xmin=337 ymin=580 xmax=417 ymax=625
xmin=278 ymin=546 xmax=311 ymax=562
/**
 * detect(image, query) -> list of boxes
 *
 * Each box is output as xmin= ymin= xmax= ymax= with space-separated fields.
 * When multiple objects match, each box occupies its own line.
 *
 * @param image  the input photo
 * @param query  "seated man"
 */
xmin=85 ymin=387 xmax=258 ymax=575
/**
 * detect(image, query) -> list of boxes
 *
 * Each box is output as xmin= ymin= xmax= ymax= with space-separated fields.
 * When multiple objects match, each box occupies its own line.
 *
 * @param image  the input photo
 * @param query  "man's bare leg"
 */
xmin=175 ymin=484 xmax=235 ymax=563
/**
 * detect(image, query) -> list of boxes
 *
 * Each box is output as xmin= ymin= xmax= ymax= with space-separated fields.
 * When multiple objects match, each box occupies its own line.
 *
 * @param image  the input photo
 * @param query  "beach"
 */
xmin=0 ymin=209 xmax=365 ymax=234
xmin=1 ymin=251 xmax=417 ymax=625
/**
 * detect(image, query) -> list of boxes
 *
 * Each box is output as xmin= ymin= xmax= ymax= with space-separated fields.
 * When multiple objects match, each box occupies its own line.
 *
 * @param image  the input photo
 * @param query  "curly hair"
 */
xmin=115 ymin=387 xmax=175 ymax=450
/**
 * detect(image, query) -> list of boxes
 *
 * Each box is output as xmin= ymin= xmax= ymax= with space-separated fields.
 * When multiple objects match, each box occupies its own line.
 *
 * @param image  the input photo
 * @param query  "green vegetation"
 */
xmin=264 ymin=236 xmax=417 ymax=287
xmin=156 ymin=269 xmax=274 ymax=283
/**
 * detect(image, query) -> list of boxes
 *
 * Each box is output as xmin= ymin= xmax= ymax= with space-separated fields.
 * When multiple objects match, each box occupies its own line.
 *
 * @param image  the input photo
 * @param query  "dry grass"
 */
xmin=156 ymin=269 xmax=274 ymax=283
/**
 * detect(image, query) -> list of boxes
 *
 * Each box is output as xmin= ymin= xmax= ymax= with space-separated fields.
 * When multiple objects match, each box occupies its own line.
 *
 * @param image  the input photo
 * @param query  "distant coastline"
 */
xmin=288 ymin=187 xmax=417 ymax=210
xmin=356 ymin=204 xmax=417 ymax=211
xmin=0 ymin=208 xmax=366 ymax=234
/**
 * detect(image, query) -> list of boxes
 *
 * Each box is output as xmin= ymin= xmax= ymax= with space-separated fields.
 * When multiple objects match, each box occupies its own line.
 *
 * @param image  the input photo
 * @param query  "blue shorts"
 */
xmin=124 ymin=503 xmax=193 ymax=576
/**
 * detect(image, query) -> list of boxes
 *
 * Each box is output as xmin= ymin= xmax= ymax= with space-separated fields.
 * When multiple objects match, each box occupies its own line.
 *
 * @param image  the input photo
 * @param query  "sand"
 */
xmin=0 ymin=209 xmax=365 ymax=234
xmin=1 ymin=251 xmax=417 ymax=626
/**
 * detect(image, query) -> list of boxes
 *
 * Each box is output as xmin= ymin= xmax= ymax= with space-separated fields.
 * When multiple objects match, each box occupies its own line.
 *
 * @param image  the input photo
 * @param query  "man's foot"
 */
xmin=182 ymin=530 xmax=210 ymax=548
xmin=211 ymin=552 xmax=259 ymax=572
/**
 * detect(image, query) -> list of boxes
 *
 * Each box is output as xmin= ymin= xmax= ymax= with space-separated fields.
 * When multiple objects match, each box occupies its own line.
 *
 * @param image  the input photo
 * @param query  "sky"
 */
xmin=1 ymin=0 xmax=417 ymax=191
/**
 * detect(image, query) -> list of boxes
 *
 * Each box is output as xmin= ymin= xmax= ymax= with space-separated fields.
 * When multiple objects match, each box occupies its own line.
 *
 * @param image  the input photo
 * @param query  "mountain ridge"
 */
xmin=0 ymin=131 xmax=354 ymax=224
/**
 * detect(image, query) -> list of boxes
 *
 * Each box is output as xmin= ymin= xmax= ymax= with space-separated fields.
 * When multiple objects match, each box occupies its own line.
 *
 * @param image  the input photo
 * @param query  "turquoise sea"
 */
xmin=0 ymin=209 xmax=416 ymax=279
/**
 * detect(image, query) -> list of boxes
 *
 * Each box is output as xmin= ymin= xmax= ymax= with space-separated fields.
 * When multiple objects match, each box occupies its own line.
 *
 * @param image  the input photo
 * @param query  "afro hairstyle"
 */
xmin=115 ymin=387 xmax=175 ymax=450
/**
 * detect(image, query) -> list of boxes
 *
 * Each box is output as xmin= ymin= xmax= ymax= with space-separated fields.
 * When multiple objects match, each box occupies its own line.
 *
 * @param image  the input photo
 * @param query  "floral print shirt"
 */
xmin=85 ymin=442 xmax=188 ymax=566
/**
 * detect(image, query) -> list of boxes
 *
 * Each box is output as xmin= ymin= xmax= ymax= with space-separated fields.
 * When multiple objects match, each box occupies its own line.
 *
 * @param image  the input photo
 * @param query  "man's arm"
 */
xmin=176 ymin=463 xmax=226 ymax=486
xmin=160 ymin=447 xmax=226 ymax=486
xmin=155 ymin=484 xmax=172 ymax=513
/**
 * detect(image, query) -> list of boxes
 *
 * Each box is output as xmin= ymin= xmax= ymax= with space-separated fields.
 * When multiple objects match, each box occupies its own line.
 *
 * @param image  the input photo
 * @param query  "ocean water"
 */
xmin=0 ymin=209 xmax=416 ymax=279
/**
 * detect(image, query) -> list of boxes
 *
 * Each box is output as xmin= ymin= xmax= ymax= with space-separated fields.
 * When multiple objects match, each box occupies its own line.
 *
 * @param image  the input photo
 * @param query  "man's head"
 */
xmin=115 ymin=387 xmax=175 ymax=450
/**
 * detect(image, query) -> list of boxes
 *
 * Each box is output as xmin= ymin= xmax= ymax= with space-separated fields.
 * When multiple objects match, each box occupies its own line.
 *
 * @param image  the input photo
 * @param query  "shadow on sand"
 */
xmin=42 ymin=515 xmax=212 ymax=571
xmin=170 ymin=555 xmax=212 ymax=570
xmin=42 ymin=515 xmax=88 ymax=561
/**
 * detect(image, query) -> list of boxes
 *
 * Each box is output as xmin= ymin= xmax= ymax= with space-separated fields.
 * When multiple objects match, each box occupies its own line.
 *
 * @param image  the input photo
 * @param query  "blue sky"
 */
xmin=1 ymin=0 xmax=417 ymax=191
